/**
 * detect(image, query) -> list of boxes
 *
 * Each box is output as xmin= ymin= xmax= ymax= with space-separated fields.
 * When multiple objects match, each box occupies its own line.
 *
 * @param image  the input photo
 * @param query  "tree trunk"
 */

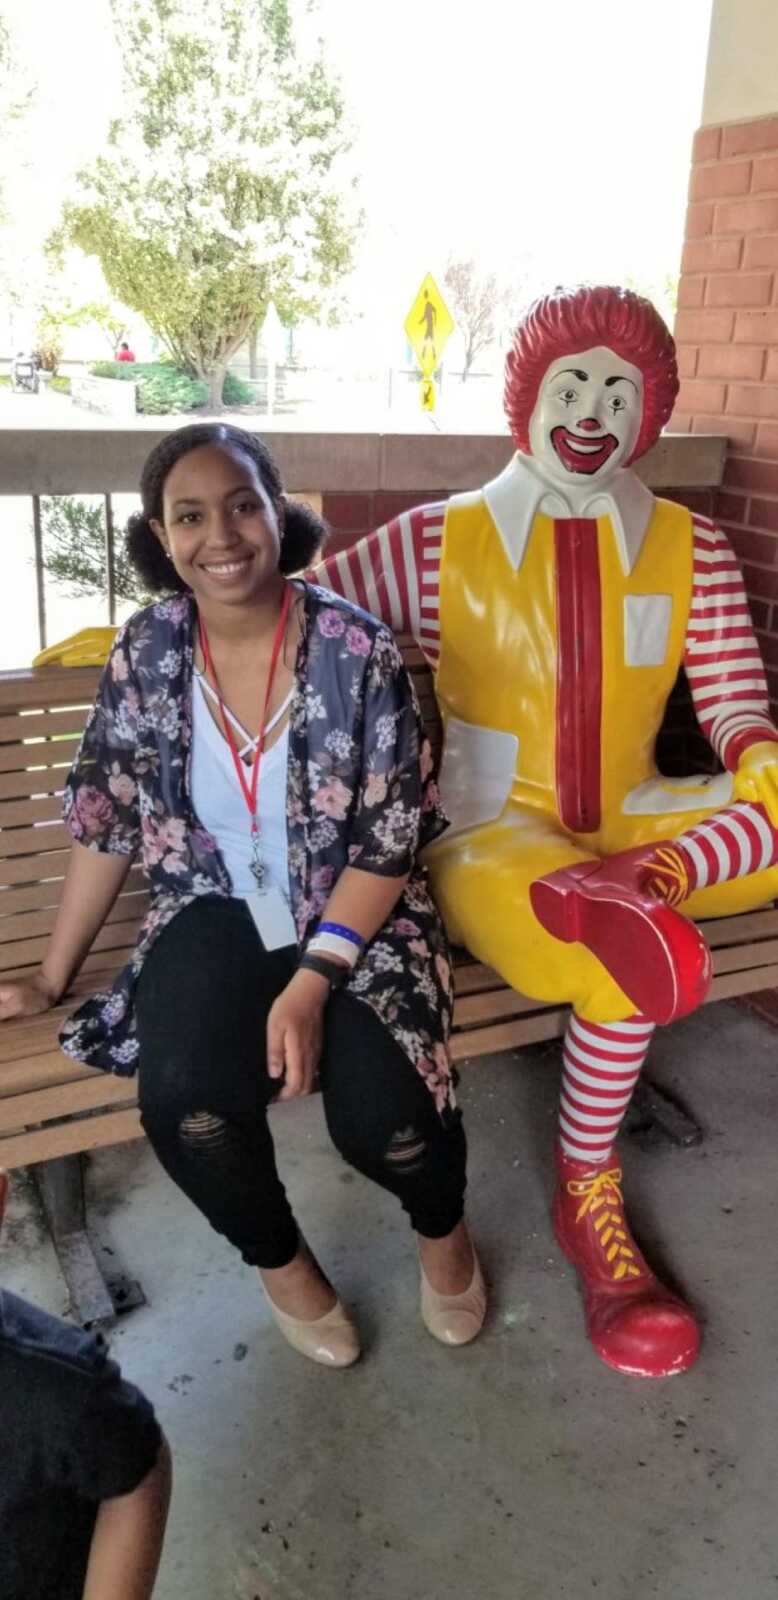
xmin=249 ymin=327 xmax=259 ymax=379
xmin=208 ymin=365 xmax=226 ymax=412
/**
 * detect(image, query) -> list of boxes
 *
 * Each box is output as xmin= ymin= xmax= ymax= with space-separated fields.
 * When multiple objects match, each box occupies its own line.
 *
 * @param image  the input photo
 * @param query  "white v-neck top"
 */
xmin=191 ymin=673 xmax=292 ymax=898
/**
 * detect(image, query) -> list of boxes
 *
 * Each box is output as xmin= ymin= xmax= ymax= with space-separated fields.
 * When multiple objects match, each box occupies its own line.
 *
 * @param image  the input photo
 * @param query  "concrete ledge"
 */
xmin=0 ymin=429 xmax=726 ymax=497
xmin=70 ymin=376 xmax=137 ymax=421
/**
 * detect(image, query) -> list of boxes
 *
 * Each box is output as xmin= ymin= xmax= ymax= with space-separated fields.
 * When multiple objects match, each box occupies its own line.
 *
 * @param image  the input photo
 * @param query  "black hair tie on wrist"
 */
xmin=298 ymin=953 xmax=350 ymax=990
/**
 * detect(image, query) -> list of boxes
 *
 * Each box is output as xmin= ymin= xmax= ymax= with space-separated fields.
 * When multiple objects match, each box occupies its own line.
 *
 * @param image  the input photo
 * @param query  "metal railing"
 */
xmin=24 ymin=493 xmax=119 ymax=651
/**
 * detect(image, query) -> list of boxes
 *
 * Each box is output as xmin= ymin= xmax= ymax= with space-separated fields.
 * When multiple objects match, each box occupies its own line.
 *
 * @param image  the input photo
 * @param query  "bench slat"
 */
xmin=0 ymin=708 xmax=92 ymax=743
xmin=1 ymin=943 xmax=137 ymax=986
xmin=709 ymin=963 xmax=778 ymax=1001
xmin=0 ymin=755 xmax=79 ymax=798
xmin=0 ymin=892 xmax=149 ymax=948
xmin=0 ymin=919 xmax=143 ymax=974
xmin=0 ymin=868 xmax=146 ymax=918
xmin=454 ymin=986 xmax=557 ymax=1025
xmin=454 ymin=961 xmax=517 ymax=995
xmin=0 ymin=847 xmax=72 ymax=886
xmin=0 ymin=1107 xmax=142 ymax=1168
xmin=0 ymin=794 xmax=65 ymax=829
xmin=0 ymin=822 xmax=71 ymax=859
xmin=698 ymin=908 xmax=778 ymax=944
xmin=451 ymin=1008 xmax=570 ymax=1060
xmin=0 ymin=668 xmax=99 ymax=711
xmin=710 ymin=938 xmax=778 ymax=975
xmin=0 ymin=1050 xmax=111 ymax=1095
xmin=0 ymin=736 xmax=81 ymax=776
xmin=0 ymin=1071 xmax=136 ymax=1131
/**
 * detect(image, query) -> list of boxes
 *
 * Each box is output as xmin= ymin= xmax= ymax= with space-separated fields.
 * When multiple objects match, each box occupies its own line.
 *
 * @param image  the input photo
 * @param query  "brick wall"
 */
xmin=674 ymin=114 xmax=778 ymax=732
xmin=320 ymin=490 xmax=445 ymax=556
xmin=674 ymin=112 xmax=778 ymax=1018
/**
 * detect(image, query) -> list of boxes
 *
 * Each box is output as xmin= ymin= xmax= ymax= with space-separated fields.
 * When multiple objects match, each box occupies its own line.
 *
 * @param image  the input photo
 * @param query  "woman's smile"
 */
xmin=198 ymin=550 xmax=255 ymax=581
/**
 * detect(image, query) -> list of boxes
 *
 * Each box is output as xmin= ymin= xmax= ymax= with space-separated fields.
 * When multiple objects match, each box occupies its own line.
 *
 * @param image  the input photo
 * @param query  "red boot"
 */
xmin=553 ymin=1149 xmax=701 ymax=1377
xmin=530 ymin=843 xmax=712 ymax=1025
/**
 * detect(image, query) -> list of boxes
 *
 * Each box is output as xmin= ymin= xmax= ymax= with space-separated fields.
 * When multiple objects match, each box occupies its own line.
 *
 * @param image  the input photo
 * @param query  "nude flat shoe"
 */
xmin=419 ymin=1235 xmax=487 ymax=1347
xmin=263 ymin=1289 xmax=361 ymax=1368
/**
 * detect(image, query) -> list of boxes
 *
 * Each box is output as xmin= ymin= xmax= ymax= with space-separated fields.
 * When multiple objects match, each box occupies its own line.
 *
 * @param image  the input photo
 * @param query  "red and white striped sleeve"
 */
xmin=314 ymin=502 xmax=446 ymax=667
xmin=684 ymin=515 xmax=778 ymax=770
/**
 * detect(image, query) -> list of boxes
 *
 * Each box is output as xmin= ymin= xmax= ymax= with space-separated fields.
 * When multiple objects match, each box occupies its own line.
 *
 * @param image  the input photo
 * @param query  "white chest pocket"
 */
xmin=624 ymin=594 xmax=673 ymax=667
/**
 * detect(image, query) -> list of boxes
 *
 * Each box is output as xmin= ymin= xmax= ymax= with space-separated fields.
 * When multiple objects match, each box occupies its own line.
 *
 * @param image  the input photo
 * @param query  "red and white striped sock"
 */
xmin=558 ymin=1013 xmax=656 ymax=1165
xmin=646 ymin=802 xmax=778 ymax=903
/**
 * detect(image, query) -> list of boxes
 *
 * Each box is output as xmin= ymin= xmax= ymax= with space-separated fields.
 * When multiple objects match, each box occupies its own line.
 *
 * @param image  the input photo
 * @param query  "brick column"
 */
xmin=674 ymin=110 xmax=778 ymax=1022
xmin=674 ymin=114 xmax=778 ymax=728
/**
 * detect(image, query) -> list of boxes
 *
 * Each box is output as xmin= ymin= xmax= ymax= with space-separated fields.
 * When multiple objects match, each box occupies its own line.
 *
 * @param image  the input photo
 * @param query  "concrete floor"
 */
xmin=4 ymin=999 xmax=778 ymax=1600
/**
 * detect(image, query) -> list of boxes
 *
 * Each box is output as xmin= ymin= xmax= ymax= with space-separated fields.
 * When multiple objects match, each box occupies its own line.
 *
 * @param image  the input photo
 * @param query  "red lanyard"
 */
xmin=198 ymin=583 xmax=292 ymax=871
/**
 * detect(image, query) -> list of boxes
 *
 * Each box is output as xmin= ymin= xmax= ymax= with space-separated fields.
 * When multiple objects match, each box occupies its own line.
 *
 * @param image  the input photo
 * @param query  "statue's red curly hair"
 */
xmin=504 ymin=285 xmax=679 ymax=465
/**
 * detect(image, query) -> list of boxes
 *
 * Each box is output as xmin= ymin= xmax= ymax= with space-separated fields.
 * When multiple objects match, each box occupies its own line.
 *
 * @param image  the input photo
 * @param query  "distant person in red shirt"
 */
xmin=116 ymin=341 xmax=136 ymax=363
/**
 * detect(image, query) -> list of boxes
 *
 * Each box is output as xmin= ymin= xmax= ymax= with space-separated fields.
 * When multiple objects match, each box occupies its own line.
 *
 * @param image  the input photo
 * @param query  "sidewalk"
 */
xmin=4 ymin=1000 xmax=776 ymax=1600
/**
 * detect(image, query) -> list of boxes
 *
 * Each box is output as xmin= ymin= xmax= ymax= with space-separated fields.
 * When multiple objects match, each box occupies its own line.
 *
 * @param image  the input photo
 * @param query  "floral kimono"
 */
xmin=60 ymin=583 xmax=456 ymax=1112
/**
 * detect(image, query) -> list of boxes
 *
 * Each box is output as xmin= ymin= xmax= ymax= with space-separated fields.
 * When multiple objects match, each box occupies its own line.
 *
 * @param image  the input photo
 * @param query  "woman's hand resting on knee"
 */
xmin=267 ymin=968 xmax=330 ymax=1100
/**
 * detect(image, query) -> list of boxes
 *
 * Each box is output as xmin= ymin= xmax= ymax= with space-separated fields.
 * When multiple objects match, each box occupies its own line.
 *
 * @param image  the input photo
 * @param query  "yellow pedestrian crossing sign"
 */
xmin=420 ymin=377 xmax=436 ymax=412
xmin=404 ymin=273 xmax=455 ymax=379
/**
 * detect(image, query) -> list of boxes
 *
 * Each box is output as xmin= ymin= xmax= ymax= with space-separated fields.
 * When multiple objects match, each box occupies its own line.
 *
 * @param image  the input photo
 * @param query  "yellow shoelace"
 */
xmin=643 ymin=844 xmax=690 ymax=909
xmin=566 ymin=1167 xmax=643 ymax=1282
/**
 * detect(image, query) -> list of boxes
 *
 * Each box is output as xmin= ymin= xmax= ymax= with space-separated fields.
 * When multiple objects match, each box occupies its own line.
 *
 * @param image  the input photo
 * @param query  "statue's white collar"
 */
xmin=481 ymin=451 xmax=655 ymax=576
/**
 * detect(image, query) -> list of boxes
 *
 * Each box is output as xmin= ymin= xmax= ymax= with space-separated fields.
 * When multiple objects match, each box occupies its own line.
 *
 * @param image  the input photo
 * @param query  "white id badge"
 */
xmin=245 ymin=889 xmax=297 ymax=951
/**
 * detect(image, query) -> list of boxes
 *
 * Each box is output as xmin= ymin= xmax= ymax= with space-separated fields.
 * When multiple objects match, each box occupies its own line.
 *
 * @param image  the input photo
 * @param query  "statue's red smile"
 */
xmin=551 ymin=426 xmax=619 ymax=475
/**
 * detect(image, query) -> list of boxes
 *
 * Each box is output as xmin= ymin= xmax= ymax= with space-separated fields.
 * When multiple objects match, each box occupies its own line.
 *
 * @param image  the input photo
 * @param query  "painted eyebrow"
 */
xmin=550 ymin=367 xmax=588 ymax=383
xmin=605 ymin=375 xmax=639 ymax=390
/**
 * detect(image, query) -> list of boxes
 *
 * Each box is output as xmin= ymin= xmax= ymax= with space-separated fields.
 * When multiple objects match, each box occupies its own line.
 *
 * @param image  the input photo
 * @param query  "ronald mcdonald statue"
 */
xmin=319 ymin=285 xmax=778 ymax=1377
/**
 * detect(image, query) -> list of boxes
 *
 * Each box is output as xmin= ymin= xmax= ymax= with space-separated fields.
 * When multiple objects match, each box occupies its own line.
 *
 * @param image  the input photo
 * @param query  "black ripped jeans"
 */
xmin=135 ymin=899 xmax=467 ymax=1269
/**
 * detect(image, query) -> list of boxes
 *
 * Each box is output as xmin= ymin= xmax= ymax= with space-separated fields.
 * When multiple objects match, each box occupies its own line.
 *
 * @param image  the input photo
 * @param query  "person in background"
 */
xmin=116 ymin=341 xmax=136 ymax=363
xmin=0 ymin=1170 xmax=172 ymax=1599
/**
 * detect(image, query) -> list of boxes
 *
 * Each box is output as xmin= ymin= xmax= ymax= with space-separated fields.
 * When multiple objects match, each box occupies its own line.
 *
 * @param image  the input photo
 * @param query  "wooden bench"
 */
xmin=1 ymin=652 xmax=777 ymax=1316
xmin=0 ymin=666 xmax=149 ymax=1323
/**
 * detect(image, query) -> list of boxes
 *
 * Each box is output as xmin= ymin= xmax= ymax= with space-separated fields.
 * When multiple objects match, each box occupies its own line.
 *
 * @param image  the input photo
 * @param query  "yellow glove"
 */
xmin=733 ymin=740 xmax=778 ymax=828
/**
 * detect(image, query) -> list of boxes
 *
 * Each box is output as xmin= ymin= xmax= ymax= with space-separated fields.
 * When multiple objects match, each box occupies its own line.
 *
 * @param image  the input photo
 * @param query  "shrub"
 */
xmin=88 ymin=359 xmax=254 ymax=410
xmin=88 ymin=360 xmax=205 ymax=413
xmin=90 ymin=359 xmax=138 ymax=381
xmin=222 ymin=371 xmax=255 ymax=405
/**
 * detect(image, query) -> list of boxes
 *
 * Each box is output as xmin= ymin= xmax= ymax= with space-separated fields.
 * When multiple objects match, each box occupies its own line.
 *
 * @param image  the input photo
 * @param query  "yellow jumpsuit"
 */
xmin=426 ymin=492 xmax=778 ymax=1023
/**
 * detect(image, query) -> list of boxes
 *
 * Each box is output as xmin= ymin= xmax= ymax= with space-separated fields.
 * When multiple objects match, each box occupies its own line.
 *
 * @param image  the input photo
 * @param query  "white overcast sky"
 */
xmin=4 ymin=0 xmax=713 ymax=323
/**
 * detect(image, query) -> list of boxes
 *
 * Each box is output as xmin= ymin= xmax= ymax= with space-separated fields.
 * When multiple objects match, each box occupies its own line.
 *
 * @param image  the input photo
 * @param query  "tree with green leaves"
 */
xmin=55 ymin=0 xmax=357 ymax=409
xmin=42 ymin=497 xmax=148 ymax=608
xmin=52 ymin=296 xmax=133 ymax=356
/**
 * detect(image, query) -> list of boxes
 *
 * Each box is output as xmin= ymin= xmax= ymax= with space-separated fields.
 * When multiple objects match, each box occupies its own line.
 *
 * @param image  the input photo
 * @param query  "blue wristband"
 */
xmin=317 ymin=921 xmax=364 ymax=949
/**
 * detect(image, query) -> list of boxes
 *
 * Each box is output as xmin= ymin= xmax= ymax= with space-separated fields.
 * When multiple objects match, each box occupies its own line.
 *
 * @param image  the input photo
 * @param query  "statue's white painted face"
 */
xmin=528 ymin=345 xmax=644 ymax=488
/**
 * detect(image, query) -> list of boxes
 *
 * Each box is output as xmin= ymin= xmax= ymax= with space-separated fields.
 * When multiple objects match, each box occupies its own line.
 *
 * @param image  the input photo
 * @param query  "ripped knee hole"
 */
xmin=178 ymin=1109 xmax=228 ymax=1153
xmin=384 ymin=1126 xmax=427 ymax=1175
